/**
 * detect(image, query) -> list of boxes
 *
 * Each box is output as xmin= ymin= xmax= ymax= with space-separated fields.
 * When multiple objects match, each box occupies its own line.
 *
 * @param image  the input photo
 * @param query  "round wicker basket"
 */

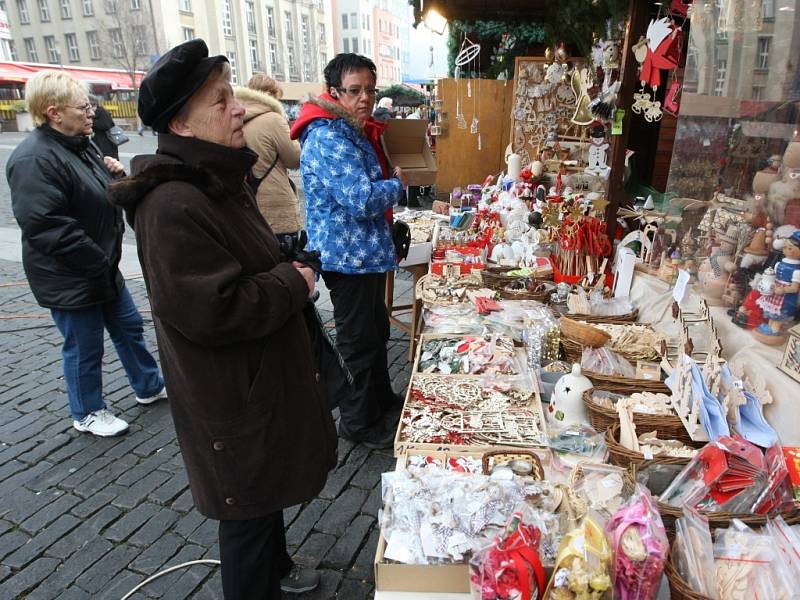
xmin=664 ymin=545 xmax=715 ymax=600
xmin=583 ymin=370 xmax=671 ymax=395
xmin=498 ymin=284 xmax=550 ymax=303
xmin=582 ymin=389 xmax=694 ymax=443
xmin=559 ymin=317 xmax=611 ymax=348
xmin=481 ymin=265 xmax=551 ymax=290
xmin=565 ymin=308 xmax=639 ymax=324
xmin=605 ymin=423 xmax=698 ymax=469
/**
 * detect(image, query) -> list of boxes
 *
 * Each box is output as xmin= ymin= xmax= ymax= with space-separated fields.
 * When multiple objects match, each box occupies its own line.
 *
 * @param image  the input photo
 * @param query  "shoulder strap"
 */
xmin=247 ymin=153 xmax=280 ymax=195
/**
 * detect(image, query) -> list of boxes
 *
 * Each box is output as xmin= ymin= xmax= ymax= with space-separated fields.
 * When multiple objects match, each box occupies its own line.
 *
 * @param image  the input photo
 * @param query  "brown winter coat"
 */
xmin=234 ymin=87 xmax=303 ymax=235
xmin=108 ymin=134 xmax=336 ymax=520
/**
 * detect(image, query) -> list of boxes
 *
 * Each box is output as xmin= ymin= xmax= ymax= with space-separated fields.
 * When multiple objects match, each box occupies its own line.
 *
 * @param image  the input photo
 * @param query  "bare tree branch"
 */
xmin=97 ymin=0 xmax=151 ymax=90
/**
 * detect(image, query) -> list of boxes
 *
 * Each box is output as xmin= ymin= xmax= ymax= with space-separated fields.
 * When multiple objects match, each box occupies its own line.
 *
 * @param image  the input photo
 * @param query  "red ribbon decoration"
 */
xmin=640 ymin=28 xmax=683 ymax=89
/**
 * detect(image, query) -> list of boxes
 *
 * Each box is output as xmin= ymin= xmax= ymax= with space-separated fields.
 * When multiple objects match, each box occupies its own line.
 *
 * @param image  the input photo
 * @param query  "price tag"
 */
xmin=673 ymin=269 xmax=691 ymax=305
xmin=612 ymin=109 xmax=625 ymax=135
xmin=643 ymin=450 xmax=654 ymax=460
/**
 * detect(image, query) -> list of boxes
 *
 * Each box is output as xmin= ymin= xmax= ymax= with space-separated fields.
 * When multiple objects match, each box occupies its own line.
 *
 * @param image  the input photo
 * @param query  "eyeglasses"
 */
xmin=67 ymin=103 xmax=94 ymax=114
xmin=336 ymin=86 xmax=377 ymax=98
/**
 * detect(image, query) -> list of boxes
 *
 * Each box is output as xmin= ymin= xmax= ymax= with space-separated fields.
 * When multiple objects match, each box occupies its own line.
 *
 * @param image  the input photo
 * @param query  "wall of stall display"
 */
xmin=659 ymin=0 xmax=800 ymax=348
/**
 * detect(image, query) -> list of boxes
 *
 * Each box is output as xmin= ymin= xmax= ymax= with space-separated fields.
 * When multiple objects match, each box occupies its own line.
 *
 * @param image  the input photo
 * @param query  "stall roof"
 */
xmin=421 ymin=0 xmax=546 ymax=21
xmin=0 ymin=62 xmax=144 ymax=90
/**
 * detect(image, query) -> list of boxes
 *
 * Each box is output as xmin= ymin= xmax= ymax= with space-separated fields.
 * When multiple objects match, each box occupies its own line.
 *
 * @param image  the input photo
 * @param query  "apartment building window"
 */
xmin=38 ymin=0 xmax=49 ymax=21
xmin=757 ymin=37 xmax=770 ymax=69
xmin=179 ymin=0 xmax=190 ymax=11
xmin=366 ymin=14 xmax=370 ymax=30
xmin=64 ymin=32 xmax=79 ymax=60
xmin=44 ymin=35 xmax=58 ymax=62
xmin=762 ymin=0 xmax=774 ymax=19
xmin=301 ymin=15 xmax=309 ymax=53
xmin=284 ymin=11 xmax=292 ymax=40
xmin=361 ymin=13 xmax=366 ymax=29
xmin=109 ymin=28 xmax=124 ymax=57
xmin=351 ymin=37 xmax=358 ymax=53
xmin=59 ymin=0 xmax=70 ymax=18
xmin=17 ymin=0 xmax=30 ymax=22
xmin=752 ymin=85 xmax=764 ymax=100
xmin=342 ymin=37 xmax=349 ymax=52
xmin=81 ymin=0 xmax=91 ymax=15
xmin=287 ymin=44 xmax=296 ymax=74
xmin=249 ymin=39 xmax=260 ymax=70
xmin=318 ymin=22 xmax=325 ymax=43
xmin=182 ymin=26 xmax=194 ymax=40
xmin=86 ymin=30 xmax=100 ymax=58
xmin=227 ymin=51 xmax=238 ymax=83
xmin=245 ymin=1 xmax=256 ymax=34
xmin=6 ymin=40 xmax=18 ymax=60
xmin=349 ymin=12 xmax=355 ymax=29
xmin=133 ymin=24 xmax=146 ymax=54
xmin=341 ymin=12 xmax=347 ymax=29
xmin=23 ymin=37 xmax=37 ymax=61
xmin=303 ymin=61 xmax=312 ymax=81
xmin=221 ymin=0 xmax=233 ymax=37
xmin=320 ymin=51 xmax=326 ymax=67
xmin=716 ymin=0 xmax=727 ymax=40
xmin=104 ymin=0 xmax=115 ymax=13
xmin=130 ymin=0 xmax=139 ymax=9
xmin=266 ymin=6 xmax=275 ymax=36
xmin=269 ymin=42 xmax=279 ymax=72
xmin=714 ymin=58 xmax=727 ymax=96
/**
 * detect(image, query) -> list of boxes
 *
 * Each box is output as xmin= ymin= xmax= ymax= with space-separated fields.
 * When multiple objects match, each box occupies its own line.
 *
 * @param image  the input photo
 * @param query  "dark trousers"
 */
xmin=321 ymin=270 xmax=395 ymax=436
xmin=218 ymin=512 xmax=293 ymax=600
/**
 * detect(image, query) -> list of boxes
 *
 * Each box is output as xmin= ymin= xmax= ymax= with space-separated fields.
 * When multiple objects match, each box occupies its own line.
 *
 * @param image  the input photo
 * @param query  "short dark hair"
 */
xmin=323 ymin=53 xmax=377 ymax=89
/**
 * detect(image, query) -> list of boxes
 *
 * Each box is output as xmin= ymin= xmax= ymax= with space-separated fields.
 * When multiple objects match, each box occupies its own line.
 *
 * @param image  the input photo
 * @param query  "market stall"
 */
xmin=374 ymin=1 xmax=800 ymax=598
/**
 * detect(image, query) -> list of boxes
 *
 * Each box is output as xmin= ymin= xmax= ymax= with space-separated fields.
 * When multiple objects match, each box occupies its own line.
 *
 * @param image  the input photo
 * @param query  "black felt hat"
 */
xmin=138 ymin=39 xmax=228 ymax=133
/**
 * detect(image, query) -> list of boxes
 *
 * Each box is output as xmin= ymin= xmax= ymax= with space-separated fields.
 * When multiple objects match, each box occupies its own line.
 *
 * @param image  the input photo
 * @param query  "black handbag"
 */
xmin=392 ymin=220 xmax=411 ymax=259
xmin=106 ymin=126 xmax=129 ymax=146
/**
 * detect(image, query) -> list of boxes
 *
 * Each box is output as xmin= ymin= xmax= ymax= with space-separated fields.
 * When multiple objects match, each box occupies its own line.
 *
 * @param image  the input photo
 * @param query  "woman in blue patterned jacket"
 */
xmin=291 ymin=53 xmax=407 ymax=450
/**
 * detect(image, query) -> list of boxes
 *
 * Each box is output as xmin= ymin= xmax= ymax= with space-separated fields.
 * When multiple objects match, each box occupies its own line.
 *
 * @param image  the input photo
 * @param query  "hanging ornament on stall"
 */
xmin=454 ymin=36 xmax=480 ymax=130
xmin=631 ymin=16 xmax=683 ymax=124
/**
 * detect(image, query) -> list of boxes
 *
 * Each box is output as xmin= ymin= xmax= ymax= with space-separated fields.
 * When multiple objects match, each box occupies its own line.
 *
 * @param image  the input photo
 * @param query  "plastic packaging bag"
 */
xmin=673 ymin=508 xmax=718 ymax=599
xmin=581 ymin=347 xmax=636 ymax=377
xmin=544 ymin=516 xmax=612 ymax=599
xmin=470 ymin=512 xmax=546 ymax=600
xmin=605 ymin=485 xmax=669 ymax=600
xmin=548 ymin=424 xmax=608 ymax=463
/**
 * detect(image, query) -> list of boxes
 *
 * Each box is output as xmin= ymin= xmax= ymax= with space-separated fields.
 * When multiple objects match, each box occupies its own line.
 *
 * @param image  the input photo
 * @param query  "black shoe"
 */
xmin=338 ymin=423 xmax=395 ymax=450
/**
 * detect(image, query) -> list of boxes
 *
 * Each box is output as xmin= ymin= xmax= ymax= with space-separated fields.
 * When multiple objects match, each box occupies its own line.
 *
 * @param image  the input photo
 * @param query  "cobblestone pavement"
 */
xmin=0 ymin=258 xmax=414 ymax=599
xmin=0 ymin=132 xmax=422 ymax=599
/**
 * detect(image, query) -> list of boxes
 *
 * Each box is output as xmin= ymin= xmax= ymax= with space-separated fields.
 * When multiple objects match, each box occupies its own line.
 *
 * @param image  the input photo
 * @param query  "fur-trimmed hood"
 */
xmin=108 ymin=134 xmax=257 ymax=228
xmin=289 ymin=92 xmax=365 ymax=140
xmin=234 ymin=86 xmax=286 ymax=123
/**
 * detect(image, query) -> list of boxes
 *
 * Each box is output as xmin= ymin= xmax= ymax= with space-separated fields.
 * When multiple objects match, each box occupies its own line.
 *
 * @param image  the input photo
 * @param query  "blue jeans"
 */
xmin=51 ymin=284 xmax=164 ymax=421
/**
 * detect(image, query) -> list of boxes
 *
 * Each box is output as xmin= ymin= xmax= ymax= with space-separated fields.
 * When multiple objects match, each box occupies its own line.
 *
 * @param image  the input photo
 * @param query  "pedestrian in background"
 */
xmin=109 ymin=40 xmax=336 ymax=599
xmin=6 ymin=70 xmax=166 ymax=437
xmin=291 ymin=53 xmax=406 ymax=449
xmin=373 ymin=96 xmax=394 ymax=122
xmin=234 ymin=74 xmax=302 ymax=238
xmin=88 ymin=94 xmax=119 ymax=160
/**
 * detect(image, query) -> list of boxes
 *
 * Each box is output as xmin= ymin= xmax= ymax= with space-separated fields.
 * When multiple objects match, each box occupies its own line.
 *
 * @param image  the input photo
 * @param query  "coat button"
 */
xmin=315 ymin=372 xmax=320 ymax=383
xmin=213 ymin=441 xmax=225 ymax=451
xmin=225 ymin=497 xmax=237 ymax=505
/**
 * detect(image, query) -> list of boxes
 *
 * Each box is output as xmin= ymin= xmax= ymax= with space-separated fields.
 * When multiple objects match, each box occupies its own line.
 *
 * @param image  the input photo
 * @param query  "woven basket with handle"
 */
xmin=605 ymin=423 xmax=699 ymax=469
xmin=664 ymin=543 xmax=715 ymax=600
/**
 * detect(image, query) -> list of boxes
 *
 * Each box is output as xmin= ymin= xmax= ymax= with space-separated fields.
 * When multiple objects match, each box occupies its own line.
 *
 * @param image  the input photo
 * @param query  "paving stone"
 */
xmin=191 ymin=578 xmax=220 ymax=600
xmin=336 ymin=577 xmax=374 ymax=600
xmin=148 ymin=470 xmax=188 ymax=506
xmin=0 ymin=487 xmax=59 ymax=525
xmin=0 ymin=438 xmax=37 ymax=464
xmin=0 ymin=458 xmax=26 ymax=483
xmin=74 ymin=543 xmax=142 ymax=595
xmin=128 ymin=508 xmax=180 ymax=547
xmin=54 ymin=587 xmax=92 ymax=600
xmin=348 ymin=528 xmax=379 ymax=582
xmin=293 ymin=568 xmax=343 ymax=600
xmin=285 ymin=498 xmax=330 ymax=549
xmin=20 ymin=492 xmax=81 ymax=534
xmin=322 ymin=514 xmax=375 ymax=570
xmin=361 ymin=483 xmax=383 ymax=519
xmin=0 ymin=564 xmax=9 ymax=582
xmin=293 ymin=532 xmax=337 ymax=568
xmin=70 ymin=489 xmax=119 ymax=519
xmin=104 ymin=502 xmax=161 ymax=543
xmin=171 ymin=488 xmax=195 ymax=513
xmin=111 ymin=470 xmax=172 ymax=510
xmin=173 ymin=510 xmax=206 ymax=542
xmin=116 ymin=445 xmax=177 ymax=487
xmin=0 ymin=557 xmax=60 ymax=600
xmin=159 ymin=556 xmax=216 ymax=599
xmin=284 ymin=504 xmax=302 ymax=528
xmin=0 ymin=530 xmax=29 ymax=562
xmin=0 ymin=520 xmax=11 ymax=537
xmin=15 ymin=433 xmax=72 ymax=465
xmin=186 ymin=516 xmax=218 ymax=548
xmin=0 ymin=459 xmax=52 ymax=492
xmin=72 ymin=453 xmax=138 ymax=499
xmin=349 ymin=452 xmax=396 ymax=490
xmin=59 ymin=456 xmax=115 ymax=491
xmin=27 ymin=537 xmax=113 ymax=600
xmin=47 ymin=505 xmax=122 ymax=560
xmin=128 ymin=532 xmax=183 ymax=574
xmin=3 ymin=513 xmax=80 ymax=570
xmin=132 ymin=428 xmax=175 ymax=458
xmin=315 ymin=487 xmax=368 ymax=537
xmin=135 ymin=543 xmax=205 ymax=598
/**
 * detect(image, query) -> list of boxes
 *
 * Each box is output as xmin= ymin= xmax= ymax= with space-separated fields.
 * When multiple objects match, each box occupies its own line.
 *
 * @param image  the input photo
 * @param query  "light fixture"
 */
xmin=423 ymin=8 xmax=448 ymax=35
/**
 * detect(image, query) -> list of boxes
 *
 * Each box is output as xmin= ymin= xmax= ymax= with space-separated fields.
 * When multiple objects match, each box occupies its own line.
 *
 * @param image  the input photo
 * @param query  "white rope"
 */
xmin=119 ymin=559 xmax=221 ymax=600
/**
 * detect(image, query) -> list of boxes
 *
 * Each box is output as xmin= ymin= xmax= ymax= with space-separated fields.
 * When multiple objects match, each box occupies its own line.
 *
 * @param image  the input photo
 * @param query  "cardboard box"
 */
xmin=383 ymin=119 xmax=438 ymax=186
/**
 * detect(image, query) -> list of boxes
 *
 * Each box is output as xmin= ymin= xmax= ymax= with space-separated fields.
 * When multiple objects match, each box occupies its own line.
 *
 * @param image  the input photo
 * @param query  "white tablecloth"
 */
xmin=629 ymin=272 xmax=800 ymax=445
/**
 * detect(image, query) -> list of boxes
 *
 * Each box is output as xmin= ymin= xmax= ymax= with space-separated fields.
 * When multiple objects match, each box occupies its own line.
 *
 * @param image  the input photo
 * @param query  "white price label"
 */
xmin=673 ymin=269 xmax=691 ymax=305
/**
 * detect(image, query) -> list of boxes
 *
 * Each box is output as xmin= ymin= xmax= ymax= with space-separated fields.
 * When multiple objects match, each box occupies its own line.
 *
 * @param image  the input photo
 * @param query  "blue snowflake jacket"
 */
xmin=291 ymin=95 xmax=403 ymax=274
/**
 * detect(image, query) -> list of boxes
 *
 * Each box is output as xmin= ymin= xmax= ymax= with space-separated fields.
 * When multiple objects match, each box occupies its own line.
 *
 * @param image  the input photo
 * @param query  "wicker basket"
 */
xmin=562 ymin=330 xmax=661 ymax=364
xmin=481 ymin=449 xmax=544 ymax=480
xmin=584 ymin=370 xmax=671 ymax=395
xmin=481 ymin=265 xmax=551 ymax=290
xmin=498 ymin=283 xmax=551 ymax=303
xmin=664 ymin=544 xmax=715 ymax=600
xmin=565 ymin=308 xmax=639 ymax=324
xmin=559 ymin=317 xmax=611 ymax=348
xmin=605 ymin=423 xmax=698 ymax=469
xmin=630 ymin=464 xmax=800 ymax=540
xmin=582 ymin=389 xmax=694 ymax=443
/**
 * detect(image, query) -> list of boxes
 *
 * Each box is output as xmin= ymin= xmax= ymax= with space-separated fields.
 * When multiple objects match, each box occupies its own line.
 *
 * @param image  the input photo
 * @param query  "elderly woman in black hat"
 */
xmin=108 ymin=39 xmax=336 ymax=599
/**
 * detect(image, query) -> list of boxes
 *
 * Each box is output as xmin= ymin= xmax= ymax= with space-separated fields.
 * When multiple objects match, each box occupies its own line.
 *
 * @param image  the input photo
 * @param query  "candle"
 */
xmin=507 ymin=153 xmax=522 ymax=181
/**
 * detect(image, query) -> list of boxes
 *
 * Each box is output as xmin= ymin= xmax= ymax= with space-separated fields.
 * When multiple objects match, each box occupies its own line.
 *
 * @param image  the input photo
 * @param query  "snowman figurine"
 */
xmin=584 ymin=123 xmax=611 ymax=179
xmin=547 ymin=364 xmax=593 ymax=427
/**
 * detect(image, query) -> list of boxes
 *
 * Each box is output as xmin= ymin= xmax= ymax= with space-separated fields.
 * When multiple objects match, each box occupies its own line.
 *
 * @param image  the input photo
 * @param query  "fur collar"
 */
xmin=234 ymin=87 xmax=285 ymax=120
xmin=305 ymin=94 xmax=365 ymax=135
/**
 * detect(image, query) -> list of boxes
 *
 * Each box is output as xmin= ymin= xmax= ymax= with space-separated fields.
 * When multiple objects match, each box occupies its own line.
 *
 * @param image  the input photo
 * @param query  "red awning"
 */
xmin=0 ymin=62 xmax=144 ymax=90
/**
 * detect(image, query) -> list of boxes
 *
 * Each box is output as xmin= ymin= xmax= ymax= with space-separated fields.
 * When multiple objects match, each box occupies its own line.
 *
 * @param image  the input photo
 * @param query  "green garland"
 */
xmin=377 ymin=84 xmax=426 ymax=105
xmin=447 ymin=21 xmax=545 ymax=78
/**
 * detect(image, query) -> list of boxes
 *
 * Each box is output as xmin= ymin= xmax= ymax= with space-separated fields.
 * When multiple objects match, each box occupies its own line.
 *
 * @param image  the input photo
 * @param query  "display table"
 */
xmin=629 ymin=272 xmax=800 ymax=445
xmin=385 ymin=263 xmax=428 ymax=362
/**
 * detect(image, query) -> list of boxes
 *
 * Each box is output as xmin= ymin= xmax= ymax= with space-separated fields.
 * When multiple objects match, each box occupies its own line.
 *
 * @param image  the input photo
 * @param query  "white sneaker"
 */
xmin=73 ymin=409 xmax=129 ymax=437
xmin=136 ymin=386 xmax=168 ymax=406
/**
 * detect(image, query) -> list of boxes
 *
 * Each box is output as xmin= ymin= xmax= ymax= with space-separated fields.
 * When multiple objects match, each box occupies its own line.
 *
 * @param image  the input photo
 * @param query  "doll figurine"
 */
xmin=753 ymin=231 xmax=800 ymax=343
xmin=698 ymin=225 xmax=738 ymax=304
xmin=734 ymin=273 xmax=765 ymax=329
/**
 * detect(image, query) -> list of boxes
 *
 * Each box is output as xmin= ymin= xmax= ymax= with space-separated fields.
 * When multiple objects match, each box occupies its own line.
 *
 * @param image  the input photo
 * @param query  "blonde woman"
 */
xmin=234 ymin=74 xmax=302 ymax=238
xmin=6 ymin=70 xmax=165 ymax=437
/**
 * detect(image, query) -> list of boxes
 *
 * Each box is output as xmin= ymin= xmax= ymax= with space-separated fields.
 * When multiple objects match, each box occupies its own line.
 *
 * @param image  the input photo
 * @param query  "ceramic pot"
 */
xmin=547 ymin=364 xmax=592 ymax=427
